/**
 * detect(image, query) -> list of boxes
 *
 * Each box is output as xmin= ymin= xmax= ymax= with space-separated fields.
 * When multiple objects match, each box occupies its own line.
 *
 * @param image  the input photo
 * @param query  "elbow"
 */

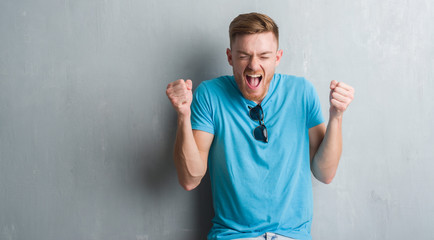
xmin=181 ymin=182 xmax=198 ymax=191
xmin=320 ymin=173 xmax=336 ymax=184
xmin=313 ymin=171 xmax=335 ymax=184
xmin=176 ymin=166 xmax=206 ymax=191
xmin=312 ymin=164 xmax=337 ymax=184
xmin=321 ymin=177 xmax=334 ymax=185
xmin=179 ymin=178 xmax=202 ymax=191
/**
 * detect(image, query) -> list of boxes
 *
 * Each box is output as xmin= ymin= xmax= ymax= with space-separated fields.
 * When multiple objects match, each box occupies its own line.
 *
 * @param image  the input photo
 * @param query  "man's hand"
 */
xmin=166 ymin=79 xmax=193 ymax=117
xmin=329 ymin=80 xmax=355 ymax=119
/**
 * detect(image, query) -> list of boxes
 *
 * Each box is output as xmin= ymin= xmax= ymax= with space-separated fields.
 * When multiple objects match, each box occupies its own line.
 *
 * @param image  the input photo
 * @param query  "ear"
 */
xmin=275 ymin=49 xmax=283 ymax=67
xmin=226 ymin=48 xmax=233 ymax=66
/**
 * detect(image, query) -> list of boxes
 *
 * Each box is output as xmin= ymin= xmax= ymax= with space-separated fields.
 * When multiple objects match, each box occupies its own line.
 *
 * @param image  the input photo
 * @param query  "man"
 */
xmin=166 ymin=12 xmax=354 ymax=240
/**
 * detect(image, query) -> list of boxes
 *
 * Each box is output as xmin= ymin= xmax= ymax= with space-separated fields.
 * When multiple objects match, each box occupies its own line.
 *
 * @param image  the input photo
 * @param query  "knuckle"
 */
xmin=166 ymin=88 xmax=173 ymax=95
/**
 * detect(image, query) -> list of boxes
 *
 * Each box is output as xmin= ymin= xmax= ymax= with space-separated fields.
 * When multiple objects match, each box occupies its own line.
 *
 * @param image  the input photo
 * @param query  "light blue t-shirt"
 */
xmin=190 ymin=73 xmax=324 ymax=240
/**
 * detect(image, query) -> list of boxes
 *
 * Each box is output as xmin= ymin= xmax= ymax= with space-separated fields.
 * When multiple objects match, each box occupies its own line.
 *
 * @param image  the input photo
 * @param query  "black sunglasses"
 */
xmin=248 ymin=104 xmax=268 ymax=143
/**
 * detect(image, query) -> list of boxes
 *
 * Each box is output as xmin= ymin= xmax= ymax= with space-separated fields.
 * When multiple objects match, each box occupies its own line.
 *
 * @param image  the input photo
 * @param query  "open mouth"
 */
xmin=245 ymin=74 xmax=263 ymax=89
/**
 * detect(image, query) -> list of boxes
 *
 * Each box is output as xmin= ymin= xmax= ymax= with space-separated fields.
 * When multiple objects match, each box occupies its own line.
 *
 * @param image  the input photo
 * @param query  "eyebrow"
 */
xmin=236 ymin=50 xmax=274 ymax=55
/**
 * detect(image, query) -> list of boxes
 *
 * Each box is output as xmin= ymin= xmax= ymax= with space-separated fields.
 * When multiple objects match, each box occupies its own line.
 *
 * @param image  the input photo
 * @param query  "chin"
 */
xmin=242 ymin=92 xmax=265 ymax=103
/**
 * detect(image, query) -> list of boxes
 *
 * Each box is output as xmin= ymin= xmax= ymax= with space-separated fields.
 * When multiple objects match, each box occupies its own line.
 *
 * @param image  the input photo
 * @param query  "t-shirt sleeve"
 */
xmin=190 ymin=83 xmax=215 ymax=134
xmin=306 ymin=80 xmax=325 ymax=129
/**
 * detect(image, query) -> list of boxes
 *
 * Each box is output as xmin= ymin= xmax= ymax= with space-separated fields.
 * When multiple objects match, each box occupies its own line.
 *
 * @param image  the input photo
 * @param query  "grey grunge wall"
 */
xmin=1 ymin=0 xmax=433 ymax=239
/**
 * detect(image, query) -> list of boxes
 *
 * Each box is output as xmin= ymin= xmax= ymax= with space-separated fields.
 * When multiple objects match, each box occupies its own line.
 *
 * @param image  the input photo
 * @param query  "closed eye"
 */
xmin=260 ymin=54 xmax=272 ymax=60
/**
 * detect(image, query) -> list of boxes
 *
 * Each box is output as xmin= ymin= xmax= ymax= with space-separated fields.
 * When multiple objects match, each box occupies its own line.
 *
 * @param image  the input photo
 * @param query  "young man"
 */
xmin=166 ymin=12 xmax=354 ymax=240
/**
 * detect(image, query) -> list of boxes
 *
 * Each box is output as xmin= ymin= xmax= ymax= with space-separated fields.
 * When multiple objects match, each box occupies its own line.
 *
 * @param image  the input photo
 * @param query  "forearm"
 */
xmin=311 ymin=116 xmax=343 ymax=184
xmin=174 ymin=114 xmax=207 ymax=190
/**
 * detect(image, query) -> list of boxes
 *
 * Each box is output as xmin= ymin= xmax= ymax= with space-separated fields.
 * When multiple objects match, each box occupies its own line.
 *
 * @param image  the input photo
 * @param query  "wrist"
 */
xmin=329 ymin=108 xmax=343 ymax=120
xmin=177 ymin=111 xmax=191 ymax=123
xmin=328 ymin=113 xmax=343 ymax=128
xmin=329 ymin=113 xmax=342 ymax=121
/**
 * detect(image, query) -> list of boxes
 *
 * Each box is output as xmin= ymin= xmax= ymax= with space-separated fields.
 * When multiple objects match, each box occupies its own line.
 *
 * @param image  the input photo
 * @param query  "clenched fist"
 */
xmin=329 ymin=80 xmax=355 ymax=119
xmin=166 ymin=79 xmax=193 ymax=116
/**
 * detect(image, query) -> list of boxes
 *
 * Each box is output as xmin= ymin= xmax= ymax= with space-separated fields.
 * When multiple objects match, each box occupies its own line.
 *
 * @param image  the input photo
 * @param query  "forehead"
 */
xmin=232 ymin=32 xmax=278 ymax=52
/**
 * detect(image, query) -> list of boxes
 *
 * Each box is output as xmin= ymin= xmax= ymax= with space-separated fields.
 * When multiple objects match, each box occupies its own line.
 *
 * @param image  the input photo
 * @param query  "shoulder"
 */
xmin=191 ymin=76 xmax=236 ymax=121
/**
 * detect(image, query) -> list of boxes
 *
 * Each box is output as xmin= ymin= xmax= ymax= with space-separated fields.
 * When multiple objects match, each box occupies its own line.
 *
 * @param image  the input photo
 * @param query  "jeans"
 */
xmin=234 ymin=232 xmax=297 ymax=240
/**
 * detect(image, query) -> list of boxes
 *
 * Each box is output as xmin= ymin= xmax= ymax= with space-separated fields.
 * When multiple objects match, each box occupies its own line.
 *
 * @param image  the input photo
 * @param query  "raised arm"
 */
xmin=309 ymin=80 xmax=354 ymax=184
xmin=166 ymin=79 xmax=214 ymax=191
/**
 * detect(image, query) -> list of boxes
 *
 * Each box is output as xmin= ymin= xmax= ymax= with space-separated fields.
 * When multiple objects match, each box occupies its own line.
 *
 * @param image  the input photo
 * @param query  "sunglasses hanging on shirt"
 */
xmin=248 ymin=104 xmax=268 ymax=143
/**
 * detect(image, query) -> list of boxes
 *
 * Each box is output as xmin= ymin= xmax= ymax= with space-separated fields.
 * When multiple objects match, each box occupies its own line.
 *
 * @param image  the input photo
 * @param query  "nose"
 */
xmin=248 ymin=56 xmax=261 ymax=71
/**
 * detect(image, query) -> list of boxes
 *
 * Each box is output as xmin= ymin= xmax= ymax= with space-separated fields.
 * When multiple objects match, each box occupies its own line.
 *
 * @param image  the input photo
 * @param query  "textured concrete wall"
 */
xmin=1 ymin=0 xmax=433 ymax=239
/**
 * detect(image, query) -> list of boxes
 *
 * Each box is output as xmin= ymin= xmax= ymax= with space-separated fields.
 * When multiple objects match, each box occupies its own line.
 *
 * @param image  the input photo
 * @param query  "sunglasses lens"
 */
xmin=253 ymin=125 xmax=268 ymax=142
xmin=249 ymin=105 xmax=263 ymax=121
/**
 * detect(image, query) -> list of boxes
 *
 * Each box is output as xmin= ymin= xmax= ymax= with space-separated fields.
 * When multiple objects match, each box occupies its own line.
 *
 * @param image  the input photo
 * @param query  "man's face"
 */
xmin=227 ymin=32 xmax=283 ymax=103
